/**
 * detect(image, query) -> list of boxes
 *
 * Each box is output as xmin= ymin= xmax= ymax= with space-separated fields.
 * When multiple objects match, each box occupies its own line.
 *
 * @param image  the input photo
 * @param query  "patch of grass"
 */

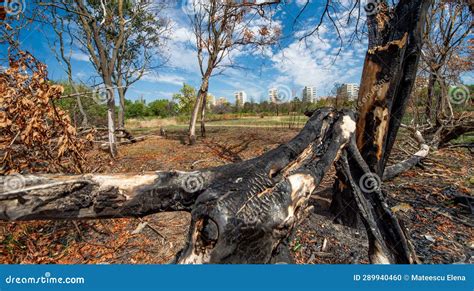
xmin=452 ymin=133 xmax=474 ymax=144
xmin=126 ymin=115 xmax=308 ymax=131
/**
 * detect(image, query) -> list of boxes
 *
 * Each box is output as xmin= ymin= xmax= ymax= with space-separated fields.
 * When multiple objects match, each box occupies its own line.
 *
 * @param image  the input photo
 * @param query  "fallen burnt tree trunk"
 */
xmin=0 ymin=108 xmax=416 ymax=264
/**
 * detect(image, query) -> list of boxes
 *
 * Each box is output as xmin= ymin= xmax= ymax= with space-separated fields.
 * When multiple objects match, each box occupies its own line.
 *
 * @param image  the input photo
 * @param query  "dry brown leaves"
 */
xmin=0 ymin=212 xmax=190 ymax=264
xmin=0 ymin=50 xmax=92 ymax=174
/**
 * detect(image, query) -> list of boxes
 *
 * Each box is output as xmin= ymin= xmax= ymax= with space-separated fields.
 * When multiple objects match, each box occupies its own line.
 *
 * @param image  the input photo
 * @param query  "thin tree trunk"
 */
xmin=76 ymin=95 xmax=88 ymax=128
xmin=117 ymin=86 xmax=126 ymax=129
xmin=426 ymin=72 xmax=436 ymax=123
xmin=188 ymin=93 xmax=203 ymax=145
xmin=435 ymin=77 xmax=454 ymax=127
xmin=189 ymin=76 xmax=210 ymax=145
xmin=53 ymin=18 xmax=89 ymax=129
xmin=200 ymin=91 xmax=207 ymax=138
xmin=105 ymin=78 xmax=117 ymax=157
xmin=66 ymin=72 xmax=88 ymax=128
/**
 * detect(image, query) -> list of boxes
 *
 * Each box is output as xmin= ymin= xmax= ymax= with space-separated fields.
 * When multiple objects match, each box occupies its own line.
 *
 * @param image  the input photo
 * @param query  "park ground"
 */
xmin=1 ymin=116 xmax=473 ymax=264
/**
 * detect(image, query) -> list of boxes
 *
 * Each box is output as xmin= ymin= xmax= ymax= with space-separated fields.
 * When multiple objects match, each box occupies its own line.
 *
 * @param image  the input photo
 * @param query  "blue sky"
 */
xmin=14 ymin=0 xmax=474 ymax=104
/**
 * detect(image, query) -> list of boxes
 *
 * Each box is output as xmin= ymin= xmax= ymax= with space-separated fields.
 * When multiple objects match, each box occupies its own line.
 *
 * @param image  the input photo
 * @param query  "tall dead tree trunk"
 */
xmin=330 ymin=0 xmax=432 ymax=228
xmin=0 ymin=108 xmax=416 ymax=264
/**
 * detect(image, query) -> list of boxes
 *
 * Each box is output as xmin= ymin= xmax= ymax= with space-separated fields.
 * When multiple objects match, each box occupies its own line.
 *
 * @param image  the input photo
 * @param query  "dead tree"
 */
xmin=39 ymin=0 xmax=137 ymax=157
xmin=330 ymin=0 xmax=432 ymax=228
xmin=187 ymin=0 xmax=280 ymax=144
xmin=422 ymin=0 xmax=472 ymax=124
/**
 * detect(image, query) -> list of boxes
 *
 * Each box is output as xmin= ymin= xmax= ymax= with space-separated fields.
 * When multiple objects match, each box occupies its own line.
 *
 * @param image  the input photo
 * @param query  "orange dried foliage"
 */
xmin=0 ymin=51 xmax=92 ymax=174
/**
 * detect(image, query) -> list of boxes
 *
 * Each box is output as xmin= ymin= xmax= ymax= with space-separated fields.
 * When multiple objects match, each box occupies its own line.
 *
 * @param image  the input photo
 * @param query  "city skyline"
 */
xmin=206 ymin=84 xmax=335 ymax=105
xmin=125 ymin=82 xmax=362 ymax=105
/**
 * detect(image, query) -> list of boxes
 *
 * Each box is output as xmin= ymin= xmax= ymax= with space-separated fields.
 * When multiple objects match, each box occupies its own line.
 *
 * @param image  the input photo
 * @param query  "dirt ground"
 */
xmin=1 ymin=126 xmax=472 ymax=264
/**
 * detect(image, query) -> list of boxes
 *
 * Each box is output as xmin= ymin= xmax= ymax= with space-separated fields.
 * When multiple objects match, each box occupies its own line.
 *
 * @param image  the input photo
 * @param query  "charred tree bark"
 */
xmin=178 ymin=110 xmax=355 ymax=263
xmin=0 ymin=108 xmax=416 ymax=264
xmin=331 ymin=0 xmax=432 ymax=227
xmin=335 ymin=138 xmax=418 ymax=264
xmin=1 ymin=108 xmax=342 ymax=221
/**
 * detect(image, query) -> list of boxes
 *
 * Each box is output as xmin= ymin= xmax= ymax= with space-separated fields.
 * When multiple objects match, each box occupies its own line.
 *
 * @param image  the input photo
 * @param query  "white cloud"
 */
xmin=270 ymin=17 xmax=367 ymax=96
xmin=75 ymin=72 xmax=87 ymax=79
xmin=164 ymin=20 xmax=201 ymax=74
xmin=141 ymin=72 xmax=186 ymax=85
xmin=172 ymin=25 xmax=195 ymax=43
xmin=295 ymin=0 xmax=308 ymax=7
xmin=70 ymin=51 xmax=89 ymax=62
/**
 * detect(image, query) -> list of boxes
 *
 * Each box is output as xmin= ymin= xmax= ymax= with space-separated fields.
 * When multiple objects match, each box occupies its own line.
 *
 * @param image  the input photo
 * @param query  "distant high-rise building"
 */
xmin=268 ymin=88 xmax=278 ymax=103
xmin=337 ymin=83 xmax=359 ymax=101
xmin=234 ymin=91 xmax=247 ymax=107
xmin=207 ymin=94 xmax=215 ymax=109
xmin=215 ymin=97 xmax=228 ymax=106
xmin=302 ymin=86 xmax=317 ymax=103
